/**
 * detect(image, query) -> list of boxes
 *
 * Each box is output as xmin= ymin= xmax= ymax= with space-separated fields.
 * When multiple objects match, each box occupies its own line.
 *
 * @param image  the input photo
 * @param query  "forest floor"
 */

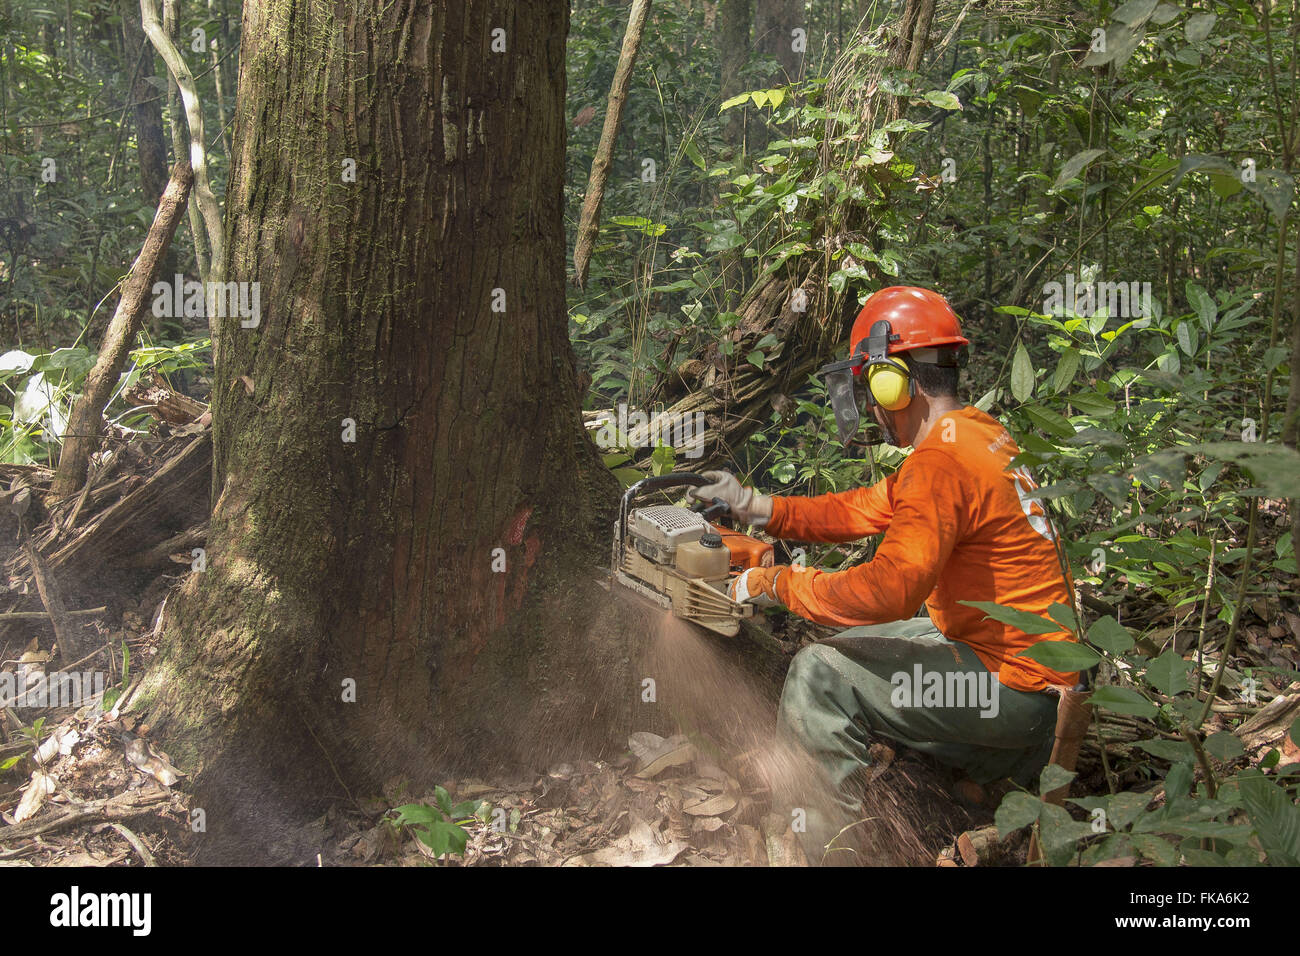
xmin=0 ymin=414 xmax=1296 ymax=867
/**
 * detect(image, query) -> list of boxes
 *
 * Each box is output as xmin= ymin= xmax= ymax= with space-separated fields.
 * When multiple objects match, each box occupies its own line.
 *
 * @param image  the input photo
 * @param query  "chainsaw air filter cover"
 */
xmin=630 ymin=506 xmax=709 ymax=565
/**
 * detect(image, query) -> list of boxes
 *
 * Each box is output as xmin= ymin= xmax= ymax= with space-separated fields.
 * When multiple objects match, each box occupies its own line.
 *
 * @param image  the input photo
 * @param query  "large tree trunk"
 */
xmin=133 ymin=0 xmax=621 ymax=862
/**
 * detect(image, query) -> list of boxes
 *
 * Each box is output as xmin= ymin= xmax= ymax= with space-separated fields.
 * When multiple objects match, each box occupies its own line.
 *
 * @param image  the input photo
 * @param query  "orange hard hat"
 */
xmin=847 ymin=286 xmax=969 ymax=366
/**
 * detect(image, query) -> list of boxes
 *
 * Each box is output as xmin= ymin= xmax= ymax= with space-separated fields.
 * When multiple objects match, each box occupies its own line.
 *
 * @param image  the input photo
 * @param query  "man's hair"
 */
xmin=908 ymin=350 xmax=960 ymax=399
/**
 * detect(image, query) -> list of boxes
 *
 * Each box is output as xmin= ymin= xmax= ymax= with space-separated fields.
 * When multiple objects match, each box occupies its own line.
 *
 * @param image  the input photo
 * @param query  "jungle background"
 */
xmin=0 ymin=0 xmax=1298 ymax=868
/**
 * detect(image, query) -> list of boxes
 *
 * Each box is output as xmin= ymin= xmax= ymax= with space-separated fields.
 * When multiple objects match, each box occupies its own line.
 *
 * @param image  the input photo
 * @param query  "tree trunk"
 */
xmin=717 ymin=0 xmax=752 ymax=148
xmin=133 ymin=0 xmax=622 ymax=862
xmin=119 ymin=0 xmax=169 ymax=205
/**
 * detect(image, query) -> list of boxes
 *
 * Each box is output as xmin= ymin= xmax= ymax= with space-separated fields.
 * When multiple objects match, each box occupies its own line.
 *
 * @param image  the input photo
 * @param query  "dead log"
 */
xmin=51 ymin=160 xmax=194 ymax=499
xmin=1235 ymin=683 xmax=1300 ymax=757
xmin=957 ymin=824 xmax=1012 ymax=866
xmin=11 ymin=433 xmax=211 ymax=591
xmin=124 ymin=373 xmax=209 ymax=425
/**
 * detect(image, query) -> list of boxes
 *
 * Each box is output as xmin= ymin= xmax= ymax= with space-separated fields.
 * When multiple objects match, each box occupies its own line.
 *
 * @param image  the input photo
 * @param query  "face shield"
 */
xmin=818 ymin=356 xmax=864 ymax=445
xmin=817 ymin=318 xmax=897 ymax=445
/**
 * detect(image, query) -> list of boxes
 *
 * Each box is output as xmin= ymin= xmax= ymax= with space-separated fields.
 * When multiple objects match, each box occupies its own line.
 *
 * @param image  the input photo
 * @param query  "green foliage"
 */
xmin=391 ymin=786 xmax=488 ymax=861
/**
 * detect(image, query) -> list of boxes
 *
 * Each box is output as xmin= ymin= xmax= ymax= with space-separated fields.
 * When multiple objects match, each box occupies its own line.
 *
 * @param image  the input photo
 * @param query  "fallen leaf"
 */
xmin=634 ymin=734 xmax=695 ymax=779
xmin=13 ymin=770 xmax=56 ymax=823
xmin=568 ymin=814 xmax=686 ymax=867
xmin=124 ymin=736 xmax=183 ymax=786
xmin=683 ymin=792 xmax=737 ymax=817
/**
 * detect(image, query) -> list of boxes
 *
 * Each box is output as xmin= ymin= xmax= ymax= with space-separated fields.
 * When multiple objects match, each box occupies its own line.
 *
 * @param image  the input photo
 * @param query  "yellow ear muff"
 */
xmin=867 ymin=358 xmax=912 ymax=411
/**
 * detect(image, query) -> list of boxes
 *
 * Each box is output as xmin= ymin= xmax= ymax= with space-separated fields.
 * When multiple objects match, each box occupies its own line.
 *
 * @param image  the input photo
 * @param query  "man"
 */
xmin=688 ymin=286 xmax=1079 ymax=863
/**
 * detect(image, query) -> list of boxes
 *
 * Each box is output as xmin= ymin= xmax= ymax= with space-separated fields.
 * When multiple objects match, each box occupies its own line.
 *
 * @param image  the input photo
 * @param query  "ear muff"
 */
xmin=867 ymin=356 xmax=913 ymax=411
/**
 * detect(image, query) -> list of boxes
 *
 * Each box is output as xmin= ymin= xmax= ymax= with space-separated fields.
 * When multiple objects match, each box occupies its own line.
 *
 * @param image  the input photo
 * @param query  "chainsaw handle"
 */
xmin=691 ymin=497 xmax=732 ymax=521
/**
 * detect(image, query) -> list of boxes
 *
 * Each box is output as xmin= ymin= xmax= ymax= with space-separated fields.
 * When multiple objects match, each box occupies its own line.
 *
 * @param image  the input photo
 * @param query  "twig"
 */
xmin=1195 ymin=536 xmax=1216 ymax=696
xmin=1180 ymin=722 xmax=1219 ymax=800
xmin=109 ymin=822 xmax=158 ymax=866
xmin=0 ymin=606 xmax=107 ymax=624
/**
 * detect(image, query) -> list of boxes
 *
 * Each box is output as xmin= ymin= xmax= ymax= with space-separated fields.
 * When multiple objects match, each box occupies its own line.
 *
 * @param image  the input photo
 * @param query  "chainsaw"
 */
xmin=610 ymin=473 xmax=774 ymax=637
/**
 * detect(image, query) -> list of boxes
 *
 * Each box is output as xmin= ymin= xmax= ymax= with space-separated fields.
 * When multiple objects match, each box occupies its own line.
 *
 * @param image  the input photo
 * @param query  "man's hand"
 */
xmin=728 ymin=566 xmax=785 ymax=606
xmin=686 ymin=470 xmax=774 ymax=526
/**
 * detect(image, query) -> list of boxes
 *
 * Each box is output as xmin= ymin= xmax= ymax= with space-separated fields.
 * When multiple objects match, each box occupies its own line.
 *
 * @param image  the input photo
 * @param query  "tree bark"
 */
xmin=133 ymin=0 xmax=623 ymax=862
xmin=717 ymin=0 xmax=752 ymax=148
xmin=119 ymin=0 xmax=169 ymax=205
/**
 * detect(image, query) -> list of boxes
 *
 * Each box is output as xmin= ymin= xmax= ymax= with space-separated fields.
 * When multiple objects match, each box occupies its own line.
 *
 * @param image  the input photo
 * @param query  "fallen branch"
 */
xmin=19 ymin=519 xmax=89 ymax=662
xmin=0 ymin=606 xmax=107 ymax=624
xmin=50 ymin=159 xmax=194 ymax=499
xmin=0 ymin=789 xmax=174 ymax=843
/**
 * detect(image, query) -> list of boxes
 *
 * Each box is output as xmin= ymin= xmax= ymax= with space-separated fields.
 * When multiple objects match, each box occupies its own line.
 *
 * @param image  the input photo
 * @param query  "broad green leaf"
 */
xmin=1145 ymin=650 xmax=1190 ymax=696
xmin=1135 ymin=738 xmax=1195 ymax=762
xmin=1018 ymin=638 xmax=1101 ymax=671
xmin=1039 ymin=763 xmax=1076 ymax=796
xmin=414 ymin=818 xmax=470 ymax=857
xmin=433 ymin=785 xmax=453 ymax=815
xmin=1052 ymin=349 xmax=1081 ymax=393
xmin=1150 ymin=3 xmax=1180 ymax=24
xmin=1242 ymin=168 xmax=1295 ymax=224
xmin=1185 ymin=12 xmax=1216 ymax=42
xmin=1010 ymin=343 xmax=1035 ymax=402
xmin=1131 ymin=833 xmax=1178 ymax=866
xmin=1089 ymin=685 xmax=1157 ymax=718
xmin=1023 ymin=404 xmax=1074 ymax=438
xmin=1067 ymin=392 xmax=1116 ymax=417
xmin=1053 ymin=149 xmax=1106 ymax=190
xmin=1113 ymin=0 xmax=1158 ymax=24
xmin=960 ymin=600 xmax=1062 ymax=635
xmin=393 ymin=803 xmax=441 ymax=827
xmin=1046 ymin=602 xmax=1079 ymax=632
xmin=1185 ymin=282 xmax=1217 ymax=332
xmin=995 ymin=791 xmax=1043 ymax=836
xmin=923 ymin=90 xmax=962 ymax=111
xmin=720 ymin=92 xmax=751 ymax=112
xmin=1170 ymin=153 xmax=1235 ymax=188
xmin=1203 ymin=732 xmax=1244 ymax=762
xmin=1088 ymin=617 xmax=1135 ymax=655
xmin=1238 ymin=769 xmax=1300 ymax=866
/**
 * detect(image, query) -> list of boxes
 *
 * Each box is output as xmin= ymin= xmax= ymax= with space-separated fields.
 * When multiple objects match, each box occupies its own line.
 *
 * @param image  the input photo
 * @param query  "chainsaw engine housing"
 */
xmin=612 ymin=504 xmax=773 ymax=637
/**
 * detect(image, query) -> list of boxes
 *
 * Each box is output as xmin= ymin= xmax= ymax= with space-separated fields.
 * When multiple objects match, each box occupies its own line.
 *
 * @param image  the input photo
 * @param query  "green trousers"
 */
xmin=775 ymin=619 xmax=1058 ymax=864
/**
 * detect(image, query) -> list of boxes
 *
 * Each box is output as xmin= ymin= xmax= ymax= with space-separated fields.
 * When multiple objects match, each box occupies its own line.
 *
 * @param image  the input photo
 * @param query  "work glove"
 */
xmin=686 ymin=470 xmax=773 ymax=527
xmin=728 ymin=565 xmax=785 ymax=606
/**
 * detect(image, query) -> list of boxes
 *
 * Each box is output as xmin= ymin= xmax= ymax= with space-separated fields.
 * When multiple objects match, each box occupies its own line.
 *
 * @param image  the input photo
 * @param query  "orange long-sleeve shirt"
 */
xmin=768 ymin=406 xmax=1079 ymax=693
